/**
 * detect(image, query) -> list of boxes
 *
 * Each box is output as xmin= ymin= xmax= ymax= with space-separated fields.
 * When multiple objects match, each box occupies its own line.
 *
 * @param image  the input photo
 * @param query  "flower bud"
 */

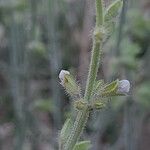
xmin=117 ymin=80 xmax=130 ymax=94
xmin=59 ymin=70 xmax=70 ymax=85
xmin=59 ymin=70 xmax=81 ymax=99
xmin=74 ymin=100 xmax=87 ymax=111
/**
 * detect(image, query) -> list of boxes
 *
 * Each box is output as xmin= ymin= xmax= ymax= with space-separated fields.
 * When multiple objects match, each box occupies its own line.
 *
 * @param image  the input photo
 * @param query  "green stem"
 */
xmin=64 ymin=109 xmax=89 ymax=150
xmin=63 ymin=1 xmax=104 ymax=150
xmin=96 ymin=0 xmax=104 ymax=26
xmin=84 ymin=36 xmax=102 ymax=101
xmin=84 ymin=0 xmax=103 ymax=101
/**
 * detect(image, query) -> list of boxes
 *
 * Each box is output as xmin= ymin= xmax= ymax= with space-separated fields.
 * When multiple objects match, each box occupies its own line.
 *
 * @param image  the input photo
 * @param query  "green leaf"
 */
xmin=104 ymin=21 xmax=115 ymax=35
xmin=104 ymin=0 xmax=122 ymax=22
xmin=73 ymin=141 xmax=92 ymax=150
xmin=59 ymin=119 xmax=72 ymax=148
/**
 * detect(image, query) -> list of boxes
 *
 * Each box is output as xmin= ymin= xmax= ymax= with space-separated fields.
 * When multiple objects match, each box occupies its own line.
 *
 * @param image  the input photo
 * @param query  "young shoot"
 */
xmin=58 ymin=0 xmax=130 ymax=150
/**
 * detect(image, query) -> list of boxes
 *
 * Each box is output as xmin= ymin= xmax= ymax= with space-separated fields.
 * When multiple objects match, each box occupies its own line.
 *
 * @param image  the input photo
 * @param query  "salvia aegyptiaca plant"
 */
xmin=58 ymin=0 xmax=130 ymax=150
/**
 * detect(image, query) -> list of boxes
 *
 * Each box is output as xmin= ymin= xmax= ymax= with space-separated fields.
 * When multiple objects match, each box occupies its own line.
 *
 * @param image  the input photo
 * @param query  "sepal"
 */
xmin=59 ymin=70 xmax=81 ymax=100
xmin=92 ymin=101 xmax=105 ymax=110
xmin=101 ymin=79 xmax=130 ymax=97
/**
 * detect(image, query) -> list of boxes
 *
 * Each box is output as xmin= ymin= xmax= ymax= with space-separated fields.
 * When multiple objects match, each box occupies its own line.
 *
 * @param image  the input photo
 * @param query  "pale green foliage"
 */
xmin=104 ymin=0 xmax=123 ymax=22
xmin=59 ymin=0 xmax=124 ymax=150
xmin=73 ymin=141 xmax=92 ymax=150
xmin=104 ymin=0 xmax=123 ymax=35
xmin=59 ymin=119 xmax=73 ymax=149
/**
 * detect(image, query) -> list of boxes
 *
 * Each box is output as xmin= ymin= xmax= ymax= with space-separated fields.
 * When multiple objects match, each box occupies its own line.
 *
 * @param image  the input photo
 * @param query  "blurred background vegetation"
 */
xmin=0 ymin=0 xmax=149 ymax=150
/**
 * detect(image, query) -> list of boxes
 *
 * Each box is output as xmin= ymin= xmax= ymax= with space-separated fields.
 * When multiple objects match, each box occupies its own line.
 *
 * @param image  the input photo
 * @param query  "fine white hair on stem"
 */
xmin=117 ymin=80 xmax=130 ymax=94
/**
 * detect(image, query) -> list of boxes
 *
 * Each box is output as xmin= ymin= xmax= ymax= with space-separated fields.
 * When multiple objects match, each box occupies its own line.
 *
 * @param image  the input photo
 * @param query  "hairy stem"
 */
xmin=84 ymin=0 xmax=103 ymax=101
xmin=96 ymin=0 xmax=104 ymax=27
xmin=84 ymin=35 xmax=102 ymax=101
xmin=64 ymin=109 xmax=89 ymax=150
xmin=63 ymin=1 xmax=104 ymax=150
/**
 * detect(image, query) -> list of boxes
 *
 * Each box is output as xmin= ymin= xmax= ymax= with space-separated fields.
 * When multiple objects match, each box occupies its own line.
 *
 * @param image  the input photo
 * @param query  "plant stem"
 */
xmin=96 ymin=0 xmax=104 ymax=27
xmin=64 ymin=109 xmax=89 ymax=150
xmin=84 ymin=35 xmax=102 ymax=102
xmin=84 ymin=0 xmax=103 ymax=102
xmin=63 ymin=1 xmax=104 ymax=150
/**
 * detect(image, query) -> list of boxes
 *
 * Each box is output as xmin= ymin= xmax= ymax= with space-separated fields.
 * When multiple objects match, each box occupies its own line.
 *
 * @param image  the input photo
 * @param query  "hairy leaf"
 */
xmin=59 ymin=119 xmax=73 ymax=149
xmin=104 ymin=0 xmax=123 ymax=22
